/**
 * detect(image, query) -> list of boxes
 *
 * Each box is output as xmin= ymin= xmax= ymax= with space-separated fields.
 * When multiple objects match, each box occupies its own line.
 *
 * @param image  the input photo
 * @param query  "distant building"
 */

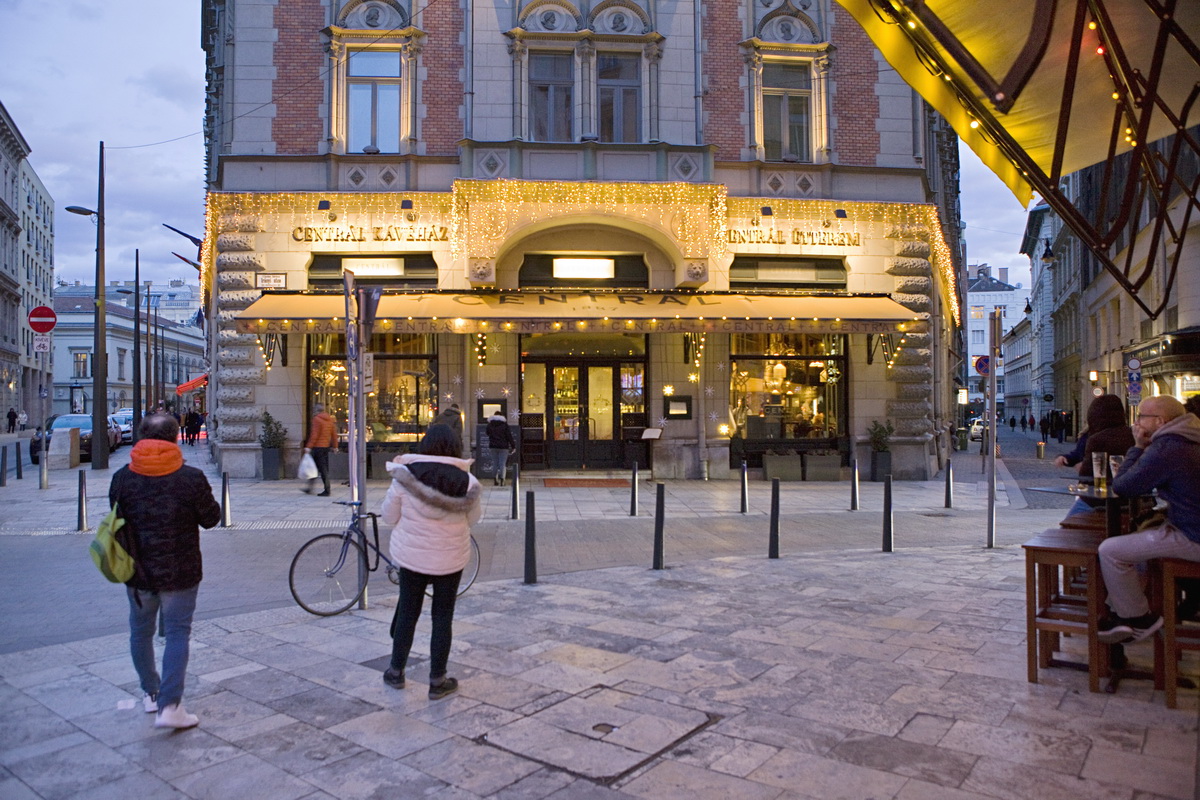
xmin=1002 ymin=315 xmax=1033 ymax=422
xmin=0 ymin=100 xmax=34 ymax=417
xmin=18 ymin=161 xmax=54 ymax=422
xmin=965 ymin=265 xmax=1023 ymax=416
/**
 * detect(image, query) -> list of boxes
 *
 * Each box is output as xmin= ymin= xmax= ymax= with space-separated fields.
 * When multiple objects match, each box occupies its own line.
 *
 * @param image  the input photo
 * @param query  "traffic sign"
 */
xmin=28 ymin=306 xmax=57 ymax=333
xmin=1128 ymin=381 xmax=1142 ymax=395
xmin=1128 ymin=371 xmax=1142 ymax=383
xmin=974 ymin=356 xmax=990 ymax=376
xmin=1127 ymin=357 xmax=1142 ymax=370
xmin=33 ymin=335 xmax=50 ymax=353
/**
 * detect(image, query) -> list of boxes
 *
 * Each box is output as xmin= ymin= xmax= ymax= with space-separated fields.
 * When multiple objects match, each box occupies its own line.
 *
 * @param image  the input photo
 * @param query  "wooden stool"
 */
xmin=1023 ymin=529 xmax=1109 ymax=692
xmin=1157 ymin=558 xmax=1200 ymax=708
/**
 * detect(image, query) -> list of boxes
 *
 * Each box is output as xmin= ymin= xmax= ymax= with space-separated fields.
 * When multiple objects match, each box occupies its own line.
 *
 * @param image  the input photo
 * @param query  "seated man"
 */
xmin=1097 ymin=396 xmax=1200 ymax=643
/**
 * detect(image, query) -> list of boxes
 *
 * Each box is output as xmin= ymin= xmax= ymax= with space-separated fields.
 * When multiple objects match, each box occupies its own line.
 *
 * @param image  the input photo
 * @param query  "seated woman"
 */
xmin=1061 ymin=394 xmax=1134 ymax=525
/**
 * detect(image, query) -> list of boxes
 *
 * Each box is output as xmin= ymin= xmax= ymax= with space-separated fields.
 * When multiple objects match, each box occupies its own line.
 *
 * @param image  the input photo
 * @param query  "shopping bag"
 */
xmin=298 ymin=452 xmax=319 ymax=480
xmin=90 ymin=504 xmax=136 ymax=583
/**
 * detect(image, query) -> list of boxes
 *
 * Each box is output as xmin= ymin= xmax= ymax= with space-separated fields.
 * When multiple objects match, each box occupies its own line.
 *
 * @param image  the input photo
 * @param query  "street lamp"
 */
xmin=65 ymin=141 xmax=108 ymax=470
xmin=115 ymin=249 xmax=142 ymax=441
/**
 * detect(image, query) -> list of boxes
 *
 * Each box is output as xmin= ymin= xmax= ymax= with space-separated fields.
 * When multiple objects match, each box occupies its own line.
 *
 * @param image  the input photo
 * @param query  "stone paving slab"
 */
xmin=0 ymin=543 xmax=1196 ymax=799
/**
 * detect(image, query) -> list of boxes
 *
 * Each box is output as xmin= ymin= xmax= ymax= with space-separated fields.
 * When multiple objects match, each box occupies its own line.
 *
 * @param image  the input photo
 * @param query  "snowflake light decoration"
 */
xmin=444 ymin=392 xmax=455 ymax=402
xmin=715 ymin=361 xmax=726 ymax=372
xmin=451 ymin=374 xmax=463 ymax=385
xmin=509 ymin=409 xmax=520 ymax=421
xmin=501 ymin=386 xmax=511 ymax=396
xmin=475 ymin=388 xmax=485 ymax=399
xmin=704 ymin=385 xmax=715 ymax=397
xmin=656 ymin=416 xmax=669 ymax=427
xmin=708 ymin=411 xmax=720 ymax=422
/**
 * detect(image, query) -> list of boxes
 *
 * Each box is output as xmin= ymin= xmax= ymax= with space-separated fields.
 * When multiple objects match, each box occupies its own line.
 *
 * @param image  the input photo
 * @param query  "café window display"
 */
xmin=307 ymin=333 xmax=437 ymax=446
xmin=729 ymin=333 xmax=847 ymax=463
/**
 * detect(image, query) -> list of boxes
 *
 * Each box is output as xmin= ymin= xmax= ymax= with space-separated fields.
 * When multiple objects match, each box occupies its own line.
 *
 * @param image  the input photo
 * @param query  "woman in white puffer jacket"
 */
xmin=379 ymin=424 xmax=482 ymax=700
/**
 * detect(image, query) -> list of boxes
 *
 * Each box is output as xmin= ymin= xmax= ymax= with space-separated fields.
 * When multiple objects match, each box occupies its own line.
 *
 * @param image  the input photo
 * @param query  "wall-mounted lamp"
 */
xmin=400 ymin=199 xmax=413 ymax=210
xmin=760 ymin=206 xmax=773 ymax=217
xmin=1040 ymin=238 xmax=1055 ymax=264
xmin=317 ymin=199 xmax=336 ymax=221
xmin=1088 ymin=370 xmax=1099 ymax=382
xmin=1024 ymin=298 xmax=1033 ymax=314
xmin=834 ymin=209 xmax=847 ymax=218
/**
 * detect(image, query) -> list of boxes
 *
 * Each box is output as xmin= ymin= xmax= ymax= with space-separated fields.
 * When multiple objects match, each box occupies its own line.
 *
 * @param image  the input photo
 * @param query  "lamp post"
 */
xmin=115 ymin=250 xmax=142 ymax=441
xmin=65 ymin=141 xmax=108 ymax=470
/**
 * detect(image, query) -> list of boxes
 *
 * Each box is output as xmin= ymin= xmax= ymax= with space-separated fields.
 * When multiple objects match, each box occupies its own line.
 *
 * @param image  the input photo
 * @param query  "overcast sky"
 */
xmin=1 ymin=0 xmax=1035 ymax=293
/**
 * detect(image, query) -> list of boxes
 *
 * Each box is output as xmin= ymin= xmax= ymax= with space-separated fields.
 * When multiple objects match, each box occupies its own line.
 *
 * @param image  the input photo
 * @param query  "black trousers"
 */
xmin=308 ymin=446 xmax=330 ymax=492
xmin=390 ymin=567 xmax=462 ymax=680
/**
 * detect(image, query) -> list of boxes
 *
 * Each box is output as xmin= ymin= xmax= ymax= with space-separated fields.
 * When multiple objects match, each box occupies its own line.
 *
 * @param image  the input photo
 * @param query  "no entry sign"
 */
xmin=28 ymin=306 xmax=57 ymax=333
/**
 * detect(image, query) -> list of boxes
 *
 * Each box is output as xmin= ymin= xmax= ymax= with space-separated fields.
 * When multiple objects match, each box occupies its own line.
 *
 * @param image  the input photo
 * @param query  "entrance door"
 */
xmin=541 ymin=362 xmax=626 ymax=469
xmin=549 ymin=366 xmax=581 ymax=468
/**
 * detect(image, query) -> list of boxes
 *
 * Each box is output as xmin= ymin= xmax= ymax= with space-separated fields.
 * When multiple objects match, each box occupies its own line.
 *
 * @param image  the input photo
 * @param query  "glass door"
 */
xmin=549 ymin=366 xmax=581 ymax=467
xmin=584 ymin=366 xmax=617 ymax=466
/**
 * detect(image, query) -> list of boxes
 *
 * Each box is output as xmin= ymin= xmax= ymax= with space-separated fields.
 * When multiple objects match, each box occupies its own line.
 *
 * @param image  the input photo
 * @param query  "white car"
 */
xmin=969 ymin=419 xmax=988 ymax=441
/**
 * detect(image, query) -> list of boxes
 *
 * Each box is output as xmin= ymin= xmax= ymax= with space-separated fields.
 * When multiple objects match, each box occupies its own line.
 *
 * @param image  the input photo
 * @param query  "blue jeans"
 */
xmin=492 ymin=448 xmax=509 ymax=482
xmin=128 ymin=585 xmax=199 ymax=709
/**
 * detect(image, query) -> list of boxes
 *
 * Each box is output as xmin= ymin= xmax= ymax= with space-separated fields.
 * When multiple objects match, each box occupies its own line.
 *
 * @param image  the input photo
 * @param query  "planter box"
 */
xmin=261 ymin=447 xmax=282 ymax=480
xmin=762 ymin=453 xmax=804 ymax=481
xmin=803 ymin=454 xmax=841 ymax=481
xmin=870 ymin=451 xmax=892 ymax=482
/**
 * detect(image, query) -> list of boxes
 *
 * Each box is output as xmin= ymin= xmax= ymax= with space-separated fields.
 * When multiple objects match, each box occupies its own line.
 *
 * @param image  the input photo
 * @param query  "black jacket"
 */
xmin=485 ymin=417 xmax=515 ymax=450
xmin=109 ymin=464 xmax=221 ymax=591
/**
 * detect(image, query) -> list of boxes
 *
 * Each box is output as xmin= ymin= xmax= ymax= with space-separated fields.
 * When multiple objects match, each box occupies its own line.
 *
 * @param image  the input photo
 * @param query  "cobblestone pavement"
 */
xmin=0 ymin=434 xmax=1196 ymax=799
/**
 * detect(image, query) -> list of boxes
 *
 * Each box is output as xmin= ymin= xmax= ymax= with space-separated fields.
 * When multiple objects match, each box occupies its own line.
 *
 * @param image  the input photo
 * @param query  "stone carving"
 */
xmin=218 ymin=348 xmax=255 ymax=365
xmin=217 ymin=271 xmax=256 ymax=290
xmin=217 ymin=423 xmax=255 ymax=442
xmin=469 ymin=260 xmax=495 ymax=283
xmin=892 ymin=417 xmax=934 ymax=436
xmin=892 ymin=348 xmax=931 ymax=366
xmin=218 ymin=329 xmax=259 ymax=346
xmin=685 ymin=261 xmax=708 ymax=282
xmin=216 ymin=252 xmax=266 ymax=271
xmin=894 ymin=239 xmax=931 ymax=258
xmin=885 ymin=257 xmax=932 ymax=276
xmin=216 ymin=232 xmax=255 ymax=252
xmin=217 ymin=215 xmax=263 ymax=234
xmin=214 ymin=309 xmax=247 ymax=324
xmin=215 ymin=405 xmax=263 ymax=423
xmin=899 ymin=332 xmax=931 ymax=348
xmin=220 ymin=367 xmax=267 ymax=385
xmin=216 ymin=386 xmax=255 ymax=404
xmin=887 ymin=365 xmax=933 ymax=384
xmin=887 ymin=400 xmax=934 ymax=417
xmin=217 ymin=290 xmax=262 ymax=310
xmin=897 ymin=383 xmax=932 ymax=400
xmin=894 ymin=276 xmax=933 ymax=295
xmin=892 ymin=292 xmax=932 ymax=312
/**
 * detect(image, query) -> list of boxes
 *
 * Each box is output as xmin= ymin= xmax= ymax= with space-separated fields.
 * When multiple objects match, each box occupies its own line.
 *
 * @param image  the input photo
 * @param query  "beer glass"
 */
xmin=1092 ymin=452 xmax=1108 ymax=493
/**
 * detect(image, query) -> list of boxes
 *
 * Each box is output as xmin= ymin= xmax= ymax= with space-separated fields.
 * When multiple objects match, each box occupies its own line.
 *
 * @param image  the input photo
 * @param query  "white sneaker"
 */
xmin=154 ymin=703 xmax=199 ymax=729
xmin=143 ymin=693 xmax=158 ymax=713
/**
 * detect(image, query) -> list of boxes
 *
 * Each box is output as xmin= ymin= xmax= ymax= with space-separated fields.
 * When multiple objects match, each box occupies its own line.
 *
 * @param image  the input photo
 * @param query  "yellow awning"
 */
xmin=836 ymin=0 xmax=1200 ymax=205
xmin=235 ymin=292 xmax=920 ymax=335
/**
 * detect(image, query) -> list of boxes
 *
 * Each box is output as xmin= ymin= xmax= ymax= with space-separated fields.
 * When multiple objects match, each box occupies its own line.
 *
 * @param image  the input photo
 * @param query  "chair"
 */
xmin=1023 ymin=529 xmax=1109 ymax=692
xmin=1156 ymin=558 xmax=1200 ymax=708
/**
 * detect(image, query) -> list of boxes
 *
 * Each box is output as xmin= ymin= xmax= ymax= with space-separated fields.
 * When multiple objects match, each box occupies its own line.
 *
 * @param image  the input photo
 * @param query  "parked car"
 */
xmin=108 ymin=415 xmax=126 ymax=449
xmin=113 ymin=411 xmax=135 ymax=443
xmin=29 ymin=413 xmax=120 ymax=463
xmin=969 ymin=418 xmax=988 ymax=441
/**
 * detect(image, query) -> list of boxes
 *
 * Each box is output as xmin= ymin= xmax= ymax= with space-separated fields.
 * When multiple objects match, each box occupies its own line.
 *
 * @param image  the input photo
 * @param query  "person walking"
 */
xmin=430 ymin=403 xmax=464 ymax=457
xmin=17 ymin=409 xmax=27 ymax=431
xmin=6 ymin=407 xmax=15 ymax=433
xmin=1097 ymin=396 xmax=1200 ymax=643
xmin=109 ymin=413 xmax=221 ymax=729
xmin=1028 ymin=413 xmax=1036 ymax=432
xmin=379 ymin=424 xmax=482 ymax=700
xmin=485 ymin=410 xmax=516 ymax=486
xmin=303 ymin=404 xmax=337 ymax=496
xmin=1020 ymin=415 xmax=1028 ymax=433
xmin=1039 ymin=415 xmax=1050 ymax=440
xmin=1008 ymin=415 xmax=1017 ymax=432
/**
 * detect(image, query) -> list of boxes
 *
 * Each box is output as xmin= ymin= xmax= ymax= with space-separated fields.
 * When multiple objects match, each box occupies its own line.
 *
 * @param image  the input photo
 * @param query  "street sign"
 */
xmin=1128 ymin=381 xmax=1142 ymax=395
xmin=1043 ymin=393 xmax=1054 ymax=402
xmin=1128 ymin=371 xmax=1142 ymax=383
xmin=28 ymin=306 xmax=56 ymax=333
xmin=974 ymin=356 xmax=990 ymax=376
xmin=1093 ymin=387 xmax=1105 ymax=397
xmin=1127 ymin=357 xmax=1142 ymax=370
xmin=33 ymin=335 xmax=50 ymax=353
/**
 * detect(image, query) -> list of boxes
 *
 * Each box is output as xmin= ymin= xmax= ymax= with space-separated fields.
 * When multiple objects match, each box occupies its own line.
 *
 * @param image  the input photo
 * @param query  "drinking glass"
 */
xmin=1109 ymin=454 xmax=1125 ymax=480
xmin=1092 ymin=452 xmax=1108 ymax=494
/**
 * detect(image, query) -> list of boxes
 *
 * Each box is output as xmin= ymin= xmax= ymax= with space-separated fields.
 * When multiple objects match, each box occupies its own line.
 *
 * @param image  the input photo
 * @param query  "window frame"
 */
xmin=346 ymin=49 xmax=404 ymax=154
xmin=744 ymin=41 xmax=831 ymax=165
xmin=528 ymin=51 xmax=576 ymax=143
xmin=596 ymin=51 xmax=641 ymax=143
xmin=760 ymin=61 xmax=812 ymax=163
xmin=326 ymin=26 xmax=423 ymax=157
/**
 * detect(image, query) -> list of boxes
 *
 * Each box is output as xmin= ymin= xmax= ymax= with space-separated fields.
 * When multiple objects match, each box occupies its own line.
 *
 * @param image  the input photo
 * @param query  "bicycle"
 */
xmin=289 ymin=500 xmax=480 ymax=617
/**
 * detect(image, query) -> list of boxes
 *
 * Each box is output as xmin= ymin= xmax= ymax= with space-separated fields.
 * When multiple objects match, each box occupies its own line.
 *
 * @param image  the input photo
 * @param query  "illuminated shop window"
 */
xmin=729 ymin=333 xmax=846 ymax=440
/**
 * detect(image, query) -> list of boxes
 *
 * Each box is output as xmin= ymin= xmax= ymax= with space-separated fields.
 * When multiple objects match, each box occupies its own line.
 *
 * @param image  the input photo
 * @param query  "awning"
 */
xmin=235 ymin=292 xmax=921 ymax=335
xmin=176 ymin=373 xmax=209 ymax=396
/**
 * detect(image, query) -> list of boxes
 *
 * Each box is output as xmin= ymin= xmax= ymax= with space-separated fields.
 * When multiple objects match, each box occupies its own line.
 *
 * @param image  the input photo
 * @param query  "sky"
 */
xmin=1 ymin=0 xmax=1035 ymax=292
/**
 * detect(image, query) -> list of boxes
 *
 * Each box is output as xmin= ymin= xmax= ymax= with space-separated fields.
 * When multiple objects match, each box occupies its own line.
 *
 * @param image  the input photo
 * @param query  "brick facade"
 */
xmin=272 ymin=0 xmax=325 ymax=154
xmin=703 ymin=0 xmax=745 ymax=160
xmin=419 ymin=4 xmax=465 ymax=156
xmin=829 ymin=5 xmax=881 ymax=167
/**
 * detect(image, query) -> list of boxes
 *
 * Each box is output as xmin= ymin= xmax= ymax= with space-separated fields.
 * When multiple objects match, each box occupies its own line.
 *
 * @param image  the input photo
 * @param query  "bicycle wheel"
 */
xmin=424 ymin=535 xmax=480 ymax=598
xmin=290 ymin=533 xmax=367 ymax=616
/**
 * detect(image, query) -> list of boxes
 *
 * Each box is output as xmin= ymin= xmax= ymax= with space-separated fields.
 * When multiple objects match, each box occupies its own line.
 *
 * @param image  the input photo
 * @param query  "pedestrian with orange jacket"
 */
xmin=303 ymin=404 xmax=338 ymax=496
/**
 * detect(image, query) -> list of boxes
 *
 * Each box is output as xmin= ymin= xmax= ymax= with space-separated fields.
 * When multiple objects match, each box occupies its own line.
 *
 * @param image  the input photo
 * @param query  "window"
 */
xmin=971 ymin=330 xmax=984 ymax=345
xmin=530 ymin=53 xmax=573 ymax=142
xmin=762 ymin=62 xmax=811 ymax=162
xmin=970 ymin=305 xmax=984 ymax=319
xmin=994 ymin=305 xmax=1007 ymax=318
xmin=117 ymin=349 xmax=126 ymax=381
xmin=729 ymin=333 xmax=846 ymax=441
xmin=347 ymin=50 xmax=402 ymax=154
xmin=73 ymin=352 xmax=89 ymax=378
xmin=597 ymin=53 xmax=639 ymax=142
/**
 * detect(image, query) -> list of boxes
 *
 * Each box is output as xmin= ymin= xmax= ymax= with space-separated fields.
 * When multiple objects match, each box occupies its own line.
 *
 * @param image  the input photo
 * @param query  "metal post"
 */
xmin=944 ymin=458 xmax=954 ymax=509
xmin=768 ymin=478 xmax=780 ymax=559
xmin=14 ymin=441 xmax=22 ymax=480
xmin=630 ymin=461 xmax=639 ymax=516
xmin=0 ymin=446 xmax=6 ymax=488
xmin=220 ymin=472 xmax=232 ymax=527
xmin=523 ymin=491 xmax=537 ymax=584
xmin=510 ymin=463 xmax=520 ymax=520
xmin=850 ymin=459 xmax=860 ymax=511
xmin=739 ymin=460 xmax=748 ymax=513
xmin=652 ymin=482 xmax=665 ymax=570
xmin=987 ymin=309 xmax=1000 ymax=549
xmin=77 ymin=470 xmax=88 ymax=531
xmin=39 ymin=443 xmax=48 ymax=489
xmin=882 ymin=474 xmax=893 ymax=552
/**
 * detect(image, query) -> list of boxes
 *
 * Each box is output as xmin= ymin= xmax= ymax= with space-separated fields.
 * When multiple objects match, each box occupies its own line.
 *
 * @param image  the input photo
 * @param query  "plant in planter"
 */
xmin=867 ymin=420 xmax=894 ymax=482
xmin=803 ymin=448 xmax=842 ymax=481
xmin=259 ymin=410 xmax=288 ymax=480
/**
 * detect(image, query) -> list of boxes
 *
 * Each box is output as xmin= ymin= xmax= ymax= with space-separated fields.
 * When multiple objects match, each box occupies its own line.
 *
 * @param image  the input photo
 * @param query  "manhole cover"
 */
xmin=484 ymin=686 xmax=715 ymax=781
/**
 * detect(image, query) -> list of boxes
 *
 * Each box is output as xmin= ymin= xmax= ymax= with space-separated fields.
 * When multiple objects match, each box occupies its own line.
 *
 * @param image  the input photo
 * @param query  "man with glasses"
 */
xmin=1097 ymin=396 xmax=1200 ymax=643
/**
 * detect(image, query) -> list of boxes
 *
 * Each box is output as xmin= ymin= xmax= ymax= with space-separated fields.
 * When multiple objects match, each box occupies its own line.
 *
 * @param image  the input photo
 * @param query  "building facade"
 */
xmin=963 ymin=265 xmax=1021 ymax=419
xmin=201 ymin=0 xmax=964 ymax=480
xmin=0 ymin=101 xmax=32 ymax=417
xmin=18 ymin=162 xmax=54 ymax=423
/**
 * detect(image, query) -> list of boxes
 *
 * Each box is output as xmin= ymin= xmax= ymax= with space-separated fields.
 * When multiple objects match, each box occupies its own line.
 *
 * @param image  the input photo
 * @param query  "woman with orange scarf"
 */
xmin=109 ymin=414 xmax=221 ymax=729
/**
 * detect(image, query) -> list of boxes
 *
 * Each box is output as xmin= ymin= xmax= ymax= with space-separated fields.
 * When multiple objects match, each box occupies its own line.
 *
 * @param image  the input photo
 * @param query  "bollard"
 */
xmin=630 ymin=461 xmax=639 ymax=516
xmin=849 ymin=459 xmax=860 ymax=511
xmin=944 ymin=459 xmax=954 ymax=509
xmin=768 ymin=478 xmax=780 ymax=559
xmin=14 ymin=441 xmax=22 ymax=480
xmin=220 ymin=472 xmax=232 ymax=528
xmin=739 ymin=460 xmax=749 ymax=513
xmin=1036 ymin=441 xmax=1045 ymax=459
xmin=510 ymin=463 xmax=521 ymax=521
xmin=78 ymin=470 xmax=88 ymax=531
xmin=0 ymin=445 xmax=6 ymax=488
xmin=881 ymin=474 xmax=894 ymax=552
xmin=39 ymin=446 xmax=48 ymax=490
xmin=523 ymin=491 xmax=537 ymax=584
xmin=652 ymin=482 xmax=665 ymax=570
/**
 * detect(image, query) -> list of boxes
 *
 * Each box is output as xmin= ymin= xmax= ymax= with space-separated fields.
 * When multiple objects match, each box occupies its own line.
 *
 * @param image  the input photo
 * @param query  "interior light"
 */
xmin=553 ymin=257 xmax=614 ymax=279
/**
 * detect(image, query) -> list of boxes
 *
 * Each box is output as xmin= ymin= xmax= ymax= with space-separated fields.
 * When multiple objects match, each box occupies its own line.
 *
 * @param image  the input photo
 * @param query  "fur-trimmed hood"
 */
xmin=381 ymin=454 xmax=482 ymax=575
xmin=385 ymin=454 xmax=480 ymax=513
